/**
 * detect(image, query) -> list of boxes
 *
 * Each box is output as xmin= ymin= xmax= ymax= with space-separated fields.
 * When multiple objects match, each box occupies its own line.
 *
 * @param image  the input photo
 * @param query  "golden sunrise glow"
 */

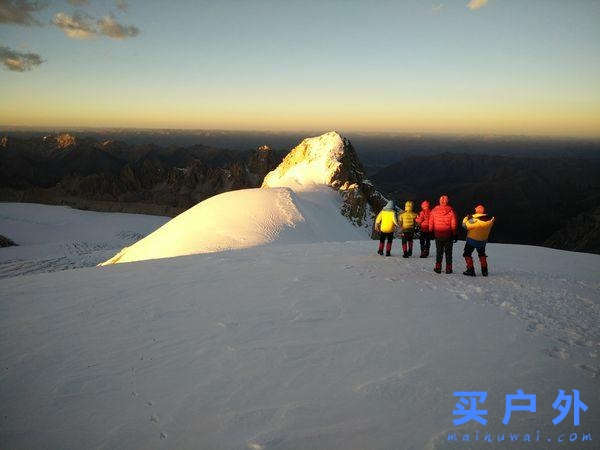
xmin=3 ymin=95 xmax=599 ymax=138
xmin=1 ymin=0 xmax=599 ymax=138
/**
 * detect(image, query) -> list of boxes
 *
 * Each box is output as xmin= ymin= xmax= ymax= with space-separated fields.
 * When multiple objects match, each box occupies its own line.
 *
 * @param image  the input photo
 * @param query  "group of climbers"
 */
xmin=374 ymin=195 xmax=495 ymax=277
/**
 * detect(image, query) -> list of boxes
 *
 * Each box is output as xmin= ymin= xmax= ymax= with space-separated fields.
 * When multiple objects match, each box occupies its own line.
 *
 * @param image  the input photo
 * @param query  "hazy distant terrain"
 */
xmin=371 ymin=153 xmax=600 ymax=253
xmin=1 ymin=129 xmax=599 ymax=253
xmin=0 ymin=132 xmax=284 ymax=216
xmin=4 ymin=128 xmax=600 ymax=168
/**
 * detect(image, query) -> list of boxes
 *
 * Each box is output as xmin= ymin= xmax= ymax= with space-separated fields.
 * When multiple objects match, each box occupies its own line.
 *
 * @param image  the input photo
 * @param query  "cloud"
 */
xmin=52 ymin=10 xmax=139 ymax=40
xmin=97 ymin=14 xmax=138 ymax=39
xmin=0 ymin=0 xmax=47 ymax=26
xmin=0 ymin=45 xmax=44 ymax=71
xmin=467 ymin=0 xmax=488 ymax=10
xmin=432 ymin=3 xmax=444 ymax=14
xmin=67 ymin=0 xmax=88 ymax=5
xmin=52 ymin=11 xmax=97 ymax=38
xmin=115 ymin=0 xmax=127 ymax=13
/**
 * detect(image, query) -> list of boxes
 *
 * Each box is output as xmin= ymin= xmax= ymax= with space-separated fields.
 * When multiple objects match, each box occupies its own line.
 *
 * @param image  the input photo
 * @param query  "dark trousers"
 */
xmin=435 ymin=238 xmax=453 ymax=265
xmin=401 ymin=230 xmax=414 ymax=253
xmin=463 ymin=241 xmax=487 ymax=257
xmin=419 ymin=231 xmax=432 ymax=252
xmin=378 ymin=232 xmax=394 ymax=253
xmin=379 ymin=232 xmax=394 ymax=244
xmin=401 ymin=230 xmax=414 ymax=245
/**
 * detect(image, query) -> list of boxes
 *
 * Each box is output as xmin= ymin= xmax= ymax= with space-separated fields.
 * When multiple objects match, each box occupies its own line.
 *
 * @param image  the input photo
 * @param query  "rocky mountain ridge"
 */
xmin=0 ymin=134 xmax=283 ymax=216
xmin=262 ymin=131 xmax=386 ymax=229
xmin=371 ymin=153 xmax=600 ymax=253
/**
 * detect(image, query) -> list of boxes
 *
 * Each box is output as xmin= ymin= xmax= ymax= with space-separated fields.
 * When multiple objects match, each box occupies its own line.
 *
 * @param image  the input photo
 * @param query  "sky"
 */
xmin=1 ymin=0 xmax=599 ymax=137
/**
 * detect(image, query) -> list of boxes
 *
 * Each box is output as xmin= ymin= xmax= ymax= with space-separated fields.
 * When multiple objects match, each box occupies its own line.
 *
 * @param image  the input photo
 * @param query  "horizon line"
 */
xmin=2 ymin=125 xmax=599 ymax=142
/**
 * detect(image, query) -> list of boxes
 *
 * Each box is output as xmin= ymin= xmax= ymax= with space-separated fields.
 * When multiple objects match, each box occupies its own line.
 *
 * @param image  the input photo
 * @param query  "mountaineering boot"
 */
xmin=378 ymin=241 xmax=384 ymax=255
xmin=446 ymin=263 xmax=453 ymax=274
xmin=378 ymin=249 xmax=383 ymax=255
xmin=434 ymin=262 xmax=442 ymax=274
xmin=419 ymin=252 xmax=426 ymax=258
xmin=408 ymin=242 xmax=413 ymax=256
xmin=402 ymin=251 xmax=409 ymax=258
xmin=479 ymin=255 xmax=488 ymax=277
xmin=463 ymin=256 xmax=475 ymax=276
xmin=386 ymin=241 xmax=392 ymax=257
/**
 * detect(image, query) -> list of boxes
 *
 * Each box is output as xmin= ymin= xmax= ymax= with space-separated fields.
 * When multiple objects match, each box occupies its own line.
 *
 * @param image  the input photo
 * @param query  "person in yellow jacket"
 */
xmin=375 ymin=200 xmax=398 ymax=256
xmin=399 ymin=201 xmax=418 ymax=258
xmin=462 ymin=204 xmax=495 ymax=276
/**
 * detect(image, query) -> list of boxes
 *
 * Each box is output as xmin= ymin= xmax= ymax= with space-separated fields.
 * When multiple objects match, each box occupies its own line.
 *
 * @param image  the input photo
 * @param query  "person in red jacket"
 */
xmin=415 ymin=200 xmax=432 ymax=258
xmin=429 ymin=195 xmax=458 ymax=274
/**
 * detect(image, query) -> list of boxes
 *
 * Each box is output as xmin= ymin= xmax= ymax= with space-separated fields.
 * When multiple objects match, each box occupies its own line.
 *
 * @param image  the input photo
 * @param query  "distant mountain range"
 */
xmin=0 ymin=133 xmax=284 ymax=216
xmin=4 ymin=128 xmax=600 ymax=169
xmin=1 ymin=132 xmax=599 ymax=254
xmin=371 ymin=153 xmax=600 ymax=253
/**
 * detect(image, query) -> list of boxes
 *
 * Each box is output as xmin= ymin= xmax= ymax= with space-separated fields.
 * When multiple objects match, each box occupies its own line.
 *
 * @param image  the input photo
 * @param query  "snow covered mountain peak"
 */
xmin=261 ymin=131 xmax=385 ymax=229
xmin=262 ymin=131 xmax=362 ymax=189
xmin=99 ymin=132 xmax=386 ymax=264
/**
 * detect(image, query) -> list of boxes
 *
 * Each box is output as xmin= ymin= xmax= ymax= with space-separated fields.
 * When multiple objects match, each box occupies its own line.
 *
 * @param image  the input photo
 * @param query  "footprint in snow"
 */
xmin=575 ymin=364 xmax=599 ymax=378
xmin=545 ymin=346 xmax=569 ymax=360
xmin=424 ymin=281 xmax=437 ymax=290
xmin=526 ymin=322 xmax=545 ymax=333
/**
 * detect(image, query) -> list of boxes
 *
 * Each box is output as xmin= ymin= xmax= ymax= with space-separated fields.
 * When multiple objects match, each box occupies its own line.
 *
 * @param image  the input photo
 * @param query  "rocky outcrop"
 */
xmin=0 ymin=235 xmax=17 ymax=247
xmin=247 ymin=145 xmax=278 ymax=185
xmin=262 ymin=131 xmax=387 ymax=230
xmin=327 ymin=137 xmax=387 ymax=229
xmin=544 ymin=206 xmax=600 ymax=254
xmin=55 ymin=133 xmax=76 ymax=149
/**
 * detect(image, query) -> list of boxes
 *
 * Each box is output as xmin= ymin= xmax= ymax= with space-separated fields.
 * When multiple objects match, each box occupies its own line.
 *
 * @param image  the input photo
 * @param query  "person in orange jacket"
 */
xmin=374 ymin=200 xmax=399 ymax=256
xmin=415 ymin=200 xmax=432 ymax=258
xmin=429 ymin=195 xmax=458 ymax=274
xmin=462 ymin=204 xmax=495 ymax=276
xmin=398 ymin=201 xmax=418 ymax=258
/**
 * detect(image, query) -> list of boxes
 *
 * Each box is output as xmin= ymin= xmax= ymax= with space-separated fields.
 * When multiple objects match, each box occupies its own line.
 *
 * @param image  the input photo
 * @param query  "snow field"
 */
xmin=1 ymin=240 xmax=598 ymax=449
xmin=0 ymin=202 xmax=168 ymax=278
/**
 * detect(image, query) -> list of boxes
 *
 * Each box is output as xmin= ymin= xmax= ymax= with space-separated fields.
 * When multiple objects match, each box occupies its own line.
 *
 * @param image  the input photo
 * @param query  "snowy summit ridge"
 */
xmin=100 ymin=132 xmax=384 ymax=265
xmin=263 ymin=131 xmax=385 ymax=228
xmin=262 ymin=131 xmax=354 ymax=188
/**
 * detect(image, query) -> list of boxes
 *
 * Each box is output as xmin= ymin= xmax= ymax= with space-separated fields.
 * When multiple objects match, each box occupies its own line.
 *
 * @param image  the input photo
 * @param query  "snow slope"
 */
xmin=101 ymin=186 xmax=365 ymax=265
xmin=0 ymin=203 xmax=168 ymax=278
xmin=1 ymin=240 xmax=598 ymax=449
xmin=101 ymin=132 xmax=369 ymax=265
